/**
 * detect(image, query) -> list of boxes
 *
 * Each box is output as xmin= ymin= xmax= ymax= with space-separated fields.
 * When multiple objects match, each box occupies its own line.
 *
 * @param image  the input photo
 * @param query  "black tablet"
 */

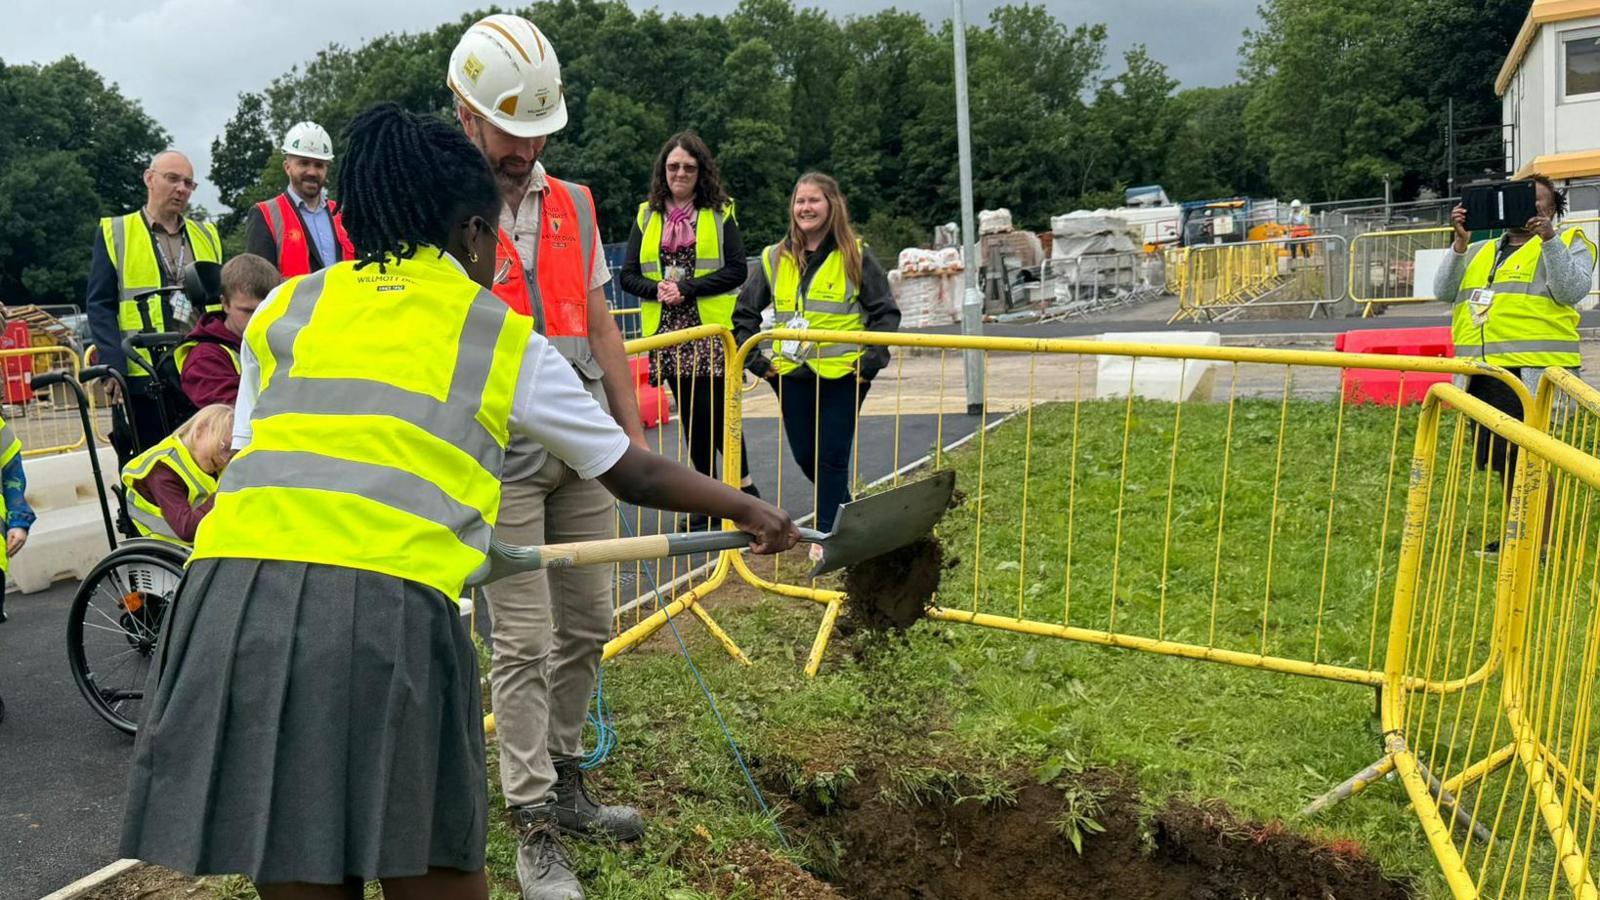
xmin=1461 ymin=181 xmax=1538 ymax=231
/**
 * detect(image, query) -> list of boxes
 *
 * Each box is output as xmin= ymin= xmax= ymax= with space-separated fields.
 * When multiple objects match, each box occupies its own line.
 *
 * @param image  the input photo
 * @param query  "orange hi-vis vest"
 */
xmin=256 ymin=192 xmax=355 ymax=277
xmin=490 ymin=175 xmax=600 ymax=379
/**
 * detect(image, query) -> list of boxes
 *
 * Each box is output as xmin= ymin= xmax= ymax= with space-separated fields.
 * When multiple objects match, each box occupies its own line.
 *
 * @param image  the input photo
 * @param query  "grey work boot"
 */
xmin=551 ymin=756 xmax=646 ymax=842
xmin=510 ymin=804 xmax=585 ymax=900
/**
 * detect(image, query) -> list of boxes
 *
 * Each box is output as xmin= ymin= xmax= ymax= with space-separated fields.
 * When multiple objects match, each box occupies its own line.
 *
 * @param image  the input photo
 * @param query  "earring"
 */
xmin=469 ymin=248 xmax=480 ymax=263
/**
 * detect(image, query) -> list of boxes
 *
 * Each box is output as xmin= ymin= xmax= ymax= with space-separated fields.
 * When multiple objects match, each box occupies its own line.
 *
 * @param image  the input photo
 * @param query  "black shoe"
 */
xmin=740 ymin=483 xmax=762 ymax=499
xmin=1476 ymin=541 xmax=1500 ymax=560
xmin=679 ymin=514 xmax=713 ymax=533
xmin=551 ymin=756 xmax=645 ymax=842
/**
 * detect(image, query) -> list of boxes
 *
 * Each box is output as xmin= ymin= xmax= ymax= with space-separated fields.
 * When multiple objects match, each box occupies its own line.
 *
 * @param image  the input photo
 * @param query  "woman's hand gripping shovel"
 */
xmin=465 ymin=470 xmax=955 ymax=586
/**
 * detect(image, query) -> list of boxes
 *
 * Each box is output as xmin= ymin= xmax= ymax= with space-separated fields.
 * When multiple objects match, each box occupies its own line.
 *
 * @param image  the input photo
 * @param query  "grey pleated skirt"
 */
xmin=119 ymin=558 xmax=487 ymax=884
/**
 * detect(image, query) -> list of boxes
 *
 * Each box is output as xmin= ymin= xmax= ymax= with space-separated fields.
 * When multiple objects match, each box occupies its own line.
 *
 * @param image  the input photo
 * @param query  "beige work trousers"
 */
xmin=485 ymin=452 xmax=615 ymax=809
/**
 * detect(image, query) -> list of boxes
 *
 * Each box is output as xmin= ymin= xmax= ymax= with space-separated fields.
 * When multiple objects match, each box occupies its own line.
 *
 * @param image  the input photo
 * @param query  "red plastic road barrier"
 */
xmin=0 ymin=321 xmax=32 ymax=405
xmin=630 ymin=356 xmax=672 ymax=429
xmin=1334 ymin=326 xmax=1454 ymax=406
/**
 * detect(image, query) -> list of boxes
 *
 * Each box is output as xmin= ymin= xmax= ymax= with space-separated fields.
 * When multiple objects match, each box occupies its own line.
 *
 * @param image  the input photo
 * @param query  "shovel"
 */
xmin=467 ymin=470 xmax=955 ymax=586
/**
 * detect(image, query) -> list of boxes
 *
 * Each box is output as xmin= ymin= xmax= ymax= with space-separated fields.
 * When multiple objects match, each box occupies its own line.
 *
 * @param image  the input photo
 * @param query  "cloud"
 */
xmin=2 ymin=0 xmax=1257 ymax=211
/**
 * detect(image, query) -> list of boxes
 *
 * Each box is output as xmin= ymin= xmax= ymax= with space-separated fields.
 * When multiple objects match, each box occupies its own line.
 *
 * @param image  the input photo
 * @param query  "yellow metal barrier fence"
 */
xmin=483 ymin=325 xmax=747 ymax=737
xmin=1170 ymin=235 xmax=1347 ymax=324
xmin=1 ymin=345 xmax=95 ymax=458
xmin=1348 ymin=217 xmax=1600 ymax=317
xmin=722 ymin=329 xmax=1529 ymax=682
xmin=1380 ymin=379 xmax=1600 ymax=898
xmin=605 ymin=324 xmax=745 ymax=662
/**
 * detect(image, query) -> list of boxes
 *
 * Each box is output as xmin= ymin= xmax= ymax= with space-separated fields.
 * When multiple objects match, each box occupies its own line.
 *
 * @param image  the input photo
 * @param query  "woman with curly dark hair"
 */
xmin=117 ymin=103 xmax=796 ymax=900
xmin=621 ymin=132 xmax=759 ymax=528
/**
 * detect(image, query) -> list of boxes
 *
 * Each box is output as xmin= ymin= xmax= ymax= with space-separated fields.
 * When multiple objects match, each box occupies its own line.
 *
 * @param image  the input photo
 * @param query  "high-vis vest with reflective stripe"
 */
xmin=634 ymin=201 xmax=737 ymax=336
xmin=173 ymin=339 xmax=241 ymax=375
xmin=120 ymin=433 xmax=217 ymax=546
xmin=255 ymin=192 xmax=354 ymax=277
xmin=192 ymin=250 xmax=533 ymax=598
xmin=99 ymin=212 xmax=223 ymax=372
xmin=1451 ymin=227 xmax=1596 ymax=369
xmin=0 ymin=418 xmax=21 ymax=574
xmin=761 ymin=242 xmax=866 ymax=378
xmin=490 ymin=176 xmax=601 ymax=380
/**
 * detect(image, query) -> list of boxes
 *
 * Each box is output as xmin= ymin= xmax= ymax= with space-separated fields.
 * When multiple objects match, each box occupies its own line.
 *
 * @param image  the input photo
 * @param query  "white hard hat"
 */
xmin=1290 ymin=199 xmax=1302 ymax=208
xmin=447 ymin=14 xmax=567 ymax=139
xmin=282 ymin=121 xmax=334 ymax=161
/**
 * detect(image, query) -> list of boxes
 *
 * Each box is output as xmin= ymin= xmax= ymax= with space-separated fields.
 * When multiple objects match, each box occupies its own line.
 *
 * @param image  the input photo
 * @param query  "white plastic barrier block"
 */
xmin=1096 ymin=331 xmax=1223 ymax=403
xmin=9 ymin=446 xmax=121 ymax=594
xmin=23 ymin=447 xmax=119 ymax=512
xmin=10 ymin=503 xmax=113 ymax=594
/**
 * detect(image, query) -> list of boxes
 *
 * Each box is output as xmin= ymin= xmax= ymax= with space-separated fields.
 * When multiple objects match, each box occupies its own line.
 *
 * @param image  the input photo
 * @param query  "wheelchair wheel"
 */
xmin=66 ymin=542 xmax=189 ymax=735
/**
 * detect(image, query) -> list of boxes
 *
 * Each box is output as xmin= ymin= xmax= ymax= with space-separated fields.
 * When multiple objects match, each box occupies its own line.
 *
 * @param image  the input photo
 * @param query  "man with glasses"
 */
xmin=87 ymin=150 xmax=223 ymax=460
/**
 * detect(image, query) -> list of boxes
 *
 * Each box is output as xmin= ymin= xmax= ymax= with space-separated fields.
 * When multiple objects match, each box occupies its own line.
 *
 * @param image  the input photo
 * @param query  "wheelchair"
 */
xmin=38 ymin=277 xmax=215 ymax=735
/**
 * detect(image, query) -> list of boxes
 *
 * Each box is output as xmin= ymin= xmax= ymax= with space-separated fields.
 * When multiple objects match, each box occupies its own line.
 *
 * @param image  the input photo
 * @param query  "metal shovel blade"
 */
xmin=810 ymin=470 xmax=955 ymax=579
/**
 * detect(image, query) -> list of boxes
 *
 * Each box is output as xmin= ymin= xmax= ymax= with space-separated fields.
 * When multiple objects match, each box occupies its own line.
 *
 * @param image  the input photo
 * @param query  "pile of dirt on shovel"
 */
xmin=841 ymin=536 xmax=945 ymax=632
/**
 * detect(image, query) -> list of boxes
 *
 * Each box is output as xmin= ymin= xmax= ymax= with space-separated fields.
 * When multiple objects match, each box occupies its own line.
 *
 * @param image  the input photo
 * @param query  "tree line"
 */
xmin=0 ymin=0 xmax=1527 ymax=307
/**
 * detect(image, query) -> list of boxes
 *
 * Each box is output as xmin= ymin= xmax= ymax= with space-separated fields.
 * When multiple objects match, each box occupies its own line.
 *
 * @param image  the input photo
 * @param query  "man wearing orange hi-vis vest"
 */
xmin=243 ymin=122 xmax=355 ymax=277
xmin=448 ymin=14 xmax=645 ymax=900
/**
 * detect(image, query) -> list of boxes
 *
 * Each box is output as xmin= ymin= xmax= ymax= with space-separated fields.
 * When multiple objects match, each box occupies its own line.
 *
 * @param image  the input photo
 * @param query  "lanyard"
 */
xmin=150 ymin=222 xmax=190 ymax=285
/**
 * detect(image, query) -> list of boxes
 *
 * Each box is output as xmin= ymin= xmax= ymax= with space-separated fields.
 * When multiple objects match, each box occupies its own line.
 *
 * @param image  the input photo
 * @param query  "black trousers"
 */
xmin=772 ymin=372 xmax=871 ymax=533
xmin=665 ymin=375 xmax=751 ymax=483
xmin=1465 ymin=367 xmax=1578 ymax=482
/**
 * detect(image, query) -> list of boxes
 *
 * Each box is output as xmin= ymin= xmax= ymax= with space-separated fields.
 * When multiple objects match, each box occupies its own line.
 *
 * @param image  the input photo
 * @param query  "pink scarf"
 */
xmin=661 ymin=204 xmax=696 ymax=253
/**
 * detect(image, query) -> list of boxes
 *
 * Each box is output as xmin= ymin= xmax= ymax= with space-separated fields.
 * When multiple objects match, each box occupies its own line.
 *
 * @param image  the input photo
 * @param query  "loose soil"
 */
xmin=779 ymin=767 xmax=1413 ymax=900
xmin=841 ymin=537 xmax=944 ymax=633
xmin=73 ymin=864 xmax=212 ymax=899
xmin=701 ymin=841 xmax=846 ymax=899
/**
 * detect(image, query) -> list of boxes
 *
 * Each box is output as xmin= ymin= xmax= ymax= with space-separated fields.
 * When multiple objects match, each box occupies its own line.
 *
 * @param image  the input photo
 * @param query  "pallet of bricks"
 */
xmin=889 ymin=246 xmax=963 ymax=328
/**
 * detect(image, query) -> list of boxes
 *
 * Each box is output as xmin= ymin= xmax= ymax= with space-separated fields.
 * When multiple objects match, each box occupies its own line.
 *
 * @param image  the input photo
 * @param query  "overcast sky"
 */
xmin=2 ymin=0 xmax=1258 ymax=211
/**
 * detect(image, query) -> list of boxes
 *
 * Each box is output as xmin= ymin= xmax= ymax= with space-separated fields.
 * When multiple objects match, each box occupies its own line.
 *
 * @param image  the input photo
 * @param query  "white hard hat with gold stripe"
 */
xmin=447 ymin=14 xmax=567 ymax=139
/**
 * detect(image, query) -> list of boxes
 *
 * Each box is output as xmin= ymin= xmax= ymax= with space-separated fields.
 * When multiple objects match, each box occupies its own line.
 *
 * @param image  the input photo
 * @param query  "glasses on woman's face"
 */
xmin=666 ymin=163 xmax=698 ymax=174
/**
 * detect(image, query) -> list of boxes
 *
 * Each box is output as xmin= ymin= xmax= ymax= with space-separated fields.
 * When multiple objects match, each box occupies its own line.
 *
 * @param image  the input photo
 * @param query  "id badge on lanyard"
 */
xmin=1468 ymin=288 xmax=1495 ymax=327
xmin=779 ymin=283 xmax=811 ymax=360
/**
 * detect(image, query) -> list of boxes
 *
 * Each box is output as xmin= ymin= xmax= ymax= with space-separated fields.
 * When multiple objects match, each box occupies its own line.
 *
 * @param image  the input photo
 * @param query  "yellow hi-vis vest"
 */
xmin=173 ymin=340 xmax=242 ymax=375
xmin=99 ymin=212 xmax=223 ymax=372
xmin=761 ymin=241 xmax=866 ymax=378
xmin=190 ymin=249 xmax=534 ymax=598
xmin=120 ymin=433 xmax=217 ymax=546
xmin=1451 ymin=227 xmax=1596 ymax=369
xmin=634 ymin=201 xmax=737 ymax=336
xmin=0 ymin=418 xmax=21 ymax=574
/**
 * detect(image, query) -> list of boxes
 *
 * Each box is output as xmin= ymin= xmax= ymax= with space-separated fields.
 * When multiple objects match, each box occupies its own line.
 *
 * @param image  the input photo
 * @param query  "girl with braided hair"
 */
xmin=119 ymin=102 xmax=797 ymax=900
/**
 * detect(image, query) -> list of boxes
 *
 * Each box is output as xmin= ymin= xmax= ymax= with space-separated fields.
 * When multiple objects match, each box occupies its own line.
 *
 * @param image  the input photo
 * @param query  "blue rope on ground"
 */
xmin=596 ymin=510 xmax=789 ymax=849
xmin=579 ymin=664 xmax=616 ymax=771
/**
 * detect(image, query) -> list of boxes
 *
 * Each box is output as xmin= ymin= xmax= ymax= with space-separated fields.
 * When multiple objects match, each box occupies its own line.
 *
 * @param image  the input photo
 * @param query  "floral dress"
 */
xmin=651 ymin=241 xmax=728 ymax=385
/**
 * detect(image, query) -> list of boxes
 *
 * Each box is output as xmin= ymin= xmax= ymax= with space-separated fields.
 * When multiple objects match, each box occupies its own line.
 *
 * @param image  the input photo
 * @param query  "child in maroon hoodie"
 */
xmin=177 ymin=254 xmax=279 ymax=408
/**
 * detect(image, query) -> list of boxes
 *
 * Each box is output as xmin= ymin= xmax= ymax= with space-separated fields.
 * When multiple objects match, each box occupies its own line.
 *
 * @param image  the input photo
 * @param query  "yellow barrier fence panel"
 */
xmin=1 ymin=345 xmax=92 ymax=458
xmin=1382 ymin=382 xmax=1600 ymax=899
xmin=1348 ymin=217 xmax=1600 ymax=318
xmin=604 ymin=325 xmax=744 ymax=664
xmin=484 ymin=325 xmax=746 ymax=738
xmin=1172 ymin=235 xmax=1346 ymax=323
xmin=723 ymin=329 xmax=1530 ymax=685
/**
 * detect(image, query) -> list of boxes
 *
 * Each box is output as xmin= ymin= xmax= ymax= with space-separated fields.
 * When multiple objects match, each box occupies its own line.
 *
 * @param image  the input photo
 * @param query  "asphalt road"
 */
xmin=0 ymin=405 xmax=990 ymax=900
xmin=1 ymin=579 xmax=134 ymax=900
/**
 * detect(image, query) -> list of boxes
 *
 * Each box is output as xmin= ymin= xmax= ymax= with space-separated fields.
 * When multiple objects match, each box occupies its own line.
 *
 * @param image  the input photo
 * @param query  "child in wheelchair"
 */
xmin=120 ymin=404 xmax=234 ymax=546
xmin=178 ymin=254 xmax=277 ymax=409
